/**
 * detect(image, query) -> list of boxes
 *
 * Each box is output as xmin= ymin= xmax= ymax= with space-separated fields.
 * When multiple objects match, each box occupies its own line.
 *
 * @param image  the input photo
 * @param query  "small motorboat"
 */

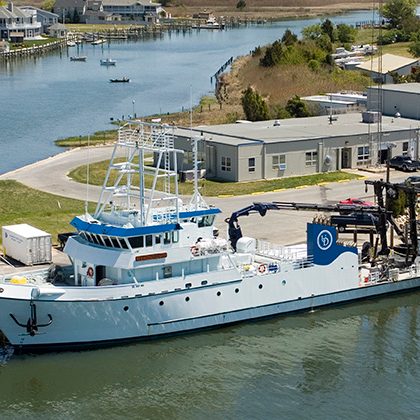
xmin=100 ymin=58 xmax=116 ymax=66
xmin=66 ymin=40 xmax=76 ymax=47
xmin=110 ymin=77 xmax=130 ymax=83
xmin=70 ymin=56 xmax=87 ymax=62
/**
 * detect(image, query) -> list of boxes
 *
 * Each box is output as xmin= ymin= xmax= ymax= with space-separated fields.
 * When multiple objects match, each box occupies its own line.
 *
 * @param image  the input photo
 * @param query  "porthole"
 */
xmin=282 ymin=280 xmax=286 ymax=285
xmin=185 ymin=283 xmax=192 ymax=289
xmin=159 ymin=301 xmax=164 ymax=306
xmin=235 ymin=288 xmax=239 ymax=293
xmin=0 ymin=288 xmax=3 ymax=293
xmin=201 ymin=280 xmax=208 ymax=286
xmin=258 ymin=284 xmax=263 ymax=289
xmin=217 ymin=291 xmax=221 ymax=296
xmin=123 ymin=306 xmax=129 ymax=311
xmin=185 ymin=296 xmax=190 ymax=302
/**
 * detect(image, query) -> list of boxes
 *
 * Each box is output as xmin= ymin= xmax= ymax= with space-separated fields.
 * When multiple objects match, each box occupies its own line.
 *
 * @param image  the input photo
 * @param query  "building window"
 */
xmin=403 ymin=142 xmax=409 ymax=156
xmin=221 ymin=156 xmax=231 ymax=172
xmin=357 ymin=146 xmax=370 ymax=162
xmin=248 ymin=157 xmax=256 ymax=172
xmin=272 ymin=154 xmax=286 ymax=170
xmin=305 ymin=151 xmax=318 ymax=166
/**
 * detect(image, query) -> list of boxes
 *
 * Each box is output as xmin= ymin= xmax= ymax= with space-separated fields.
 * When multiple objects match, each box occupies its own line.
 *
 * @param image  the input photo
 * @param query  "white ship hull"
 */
xmin=2 ymin=253 xmax=420 ymax=352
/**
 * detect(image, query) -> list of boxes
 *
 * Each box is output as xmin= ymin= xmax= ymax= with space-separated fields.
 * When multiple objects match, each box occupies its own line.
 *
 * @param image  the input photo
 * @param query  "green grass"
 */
xmin=10 ymin=37 xmax=59 ymax=50
xmin=0 ymin=181 xmax=93 ymax=245
xmin=68 ymin=159 xmax=362 ymax=197
xmin=354 ymin=28 xmax=412 ymax=57
xmin=55 ymin=129 xmax=119 ymax=147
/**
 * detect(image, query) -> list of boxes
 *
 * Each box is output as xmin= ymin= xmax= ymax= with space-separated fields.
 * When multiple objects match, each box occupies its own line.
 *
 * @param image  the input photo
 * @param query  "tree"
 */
xmin=42 ymin=0 xmax=55 ymax=11
xmin=285 ymin=96 xmax=309 ymax=118
xmin=409 ymin=31 xmax=420 ymax=57
xmin=241 ymin=86 xmax=270 ymax=121
xmin=72 ymin=8 xmax=80 ymax=24
xmin=336 ymin=24 xmax=357 ymax=44
xmin=260 ymin=40 xmax=283 ymax=67
xmin=282 ymin=29 xmax=298 ymax=46
xmin=382 ymin=0 xmax=417 ymax=29
xmin=302 ymin=24 xmax=322 ymax=41
xmin=236 ymin=0 xmax=246 ymax=10
xmin=321 ymin=19 xmax=335 ymax=42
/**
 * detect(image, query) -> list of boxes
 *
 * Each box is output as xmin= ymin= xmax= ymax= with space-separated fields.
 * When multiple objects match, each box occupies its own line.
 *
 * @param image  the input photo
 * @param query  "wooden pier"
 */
xmin=0 ymin=40 xmax=66 ymax=60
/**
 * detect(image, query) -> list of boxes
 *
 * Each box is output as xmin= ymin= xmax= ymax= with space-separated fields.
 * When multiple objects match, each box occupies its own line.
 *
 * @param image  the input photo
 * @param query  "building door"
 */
xmin=341 ymin=148 xmax=352 ymax=169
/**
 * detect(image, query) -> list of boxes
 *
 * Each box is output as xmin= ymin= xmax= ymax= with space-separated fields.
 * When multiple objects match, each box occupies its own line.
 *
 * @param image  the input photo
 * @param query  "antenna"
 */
xmin=85 ymin=134 xmax=90 ymax=215
xmin=190 ymin=86 xmax=198 ymax=210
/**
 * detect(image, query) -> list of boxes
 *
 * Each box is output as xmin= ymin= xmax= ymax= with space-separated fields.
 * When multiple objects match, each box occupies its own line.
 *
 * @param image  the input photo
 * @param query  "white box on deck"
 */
xmin=2 ymin=224 xmax=52 ymax=265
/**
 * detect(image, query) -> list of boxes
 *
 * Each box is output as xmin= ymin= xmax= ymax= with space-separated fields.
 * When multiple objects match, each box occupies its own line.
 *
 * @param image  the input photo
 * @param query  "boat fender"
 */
xmin=258 ymin=264 xmax=267 ymax=274
xmin=190 ymin=245 xmax=199 ymax=256
xmin=87 ymin=267 xmax=94 ymax=277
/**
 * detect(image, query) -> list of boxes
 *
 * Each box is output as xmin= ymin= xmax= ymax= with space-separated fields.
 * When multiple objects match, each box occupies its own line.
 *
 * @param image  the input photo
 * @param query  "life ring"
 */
xmin=190 ymin=245 xmax=199 ymax=256
xmin=87 ymin=267 xmax=94 ymax=277
xmin=258 ymin=264 xmax=267 ymax=274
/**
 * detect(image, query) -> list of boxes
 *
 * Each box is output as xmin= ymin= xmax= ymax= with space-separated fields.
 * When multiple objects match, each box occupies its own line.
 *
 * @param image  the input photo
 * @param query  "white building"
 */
xmin=356 ymin=54 xmax=420 ymax=84
xmin=0 ymin=2 xmax=42 ymax=40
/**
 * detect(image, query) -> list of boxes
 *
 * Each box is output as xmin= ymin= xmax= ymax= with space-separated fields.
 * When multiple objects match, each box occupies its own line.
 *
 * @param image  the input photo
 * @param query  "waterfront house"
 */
xmin=101 ymin=0 xmax=165 ymax=23
xmin=83 ymin=0 xmax=115 ymax=24
xmin=355 ymin=54 xmax=420 ymax=84
xmin=48 ymin=22 xmax=68 ymax=38
xmin=21 ymin=6 xmax=59 ymax=33
xmin=0 ymin=2 xmax=42 ymax=40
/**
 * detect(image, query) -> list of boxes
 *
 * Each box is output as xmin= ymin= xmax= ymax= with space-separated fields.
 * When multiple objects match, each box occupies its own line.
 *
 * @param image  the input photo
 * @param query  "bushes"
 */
xmin=260 ymin=40 xmax=283 ymax=67
xmin=285 ymin=96 xmax=310 ymax=118
xmin=241 ymin=86 xmax=270 ymax=121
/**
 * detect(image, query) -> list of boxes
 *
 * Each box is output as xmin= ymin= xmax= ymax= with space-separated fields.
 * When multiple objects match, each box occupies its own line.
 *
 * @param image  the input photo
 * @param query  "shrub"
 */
xmin=282 ymin=29 xmax=298 ymax=46
xmin=260 ymin=40 xmax=283 ymax=67
xmin=308 ymin=59 xmax=320 ymax=72
xmin=236 ymin=0 xmax=246 ymax=10
xmin=286 ymin=96 xmax=310 ymax=118
xmin=241 ymin=86 xmax=270 ymax=121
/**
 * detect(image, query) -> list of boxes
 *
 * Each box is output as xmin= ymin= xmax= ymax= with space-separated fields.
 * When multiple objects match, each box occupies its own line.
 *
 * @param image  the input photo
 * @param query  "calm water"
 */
xmin=0 ymin=10 xmax=377 ymax=175
xmin=2 ymin=10 xmax=420 ymax=418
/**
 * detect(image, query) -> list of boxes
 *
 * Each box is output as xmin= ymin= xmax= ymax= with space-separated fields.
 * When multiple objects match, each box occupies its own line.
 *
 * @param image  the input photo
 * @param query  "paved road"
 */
xmin=0 ymin=146 xmax=408 ymax=245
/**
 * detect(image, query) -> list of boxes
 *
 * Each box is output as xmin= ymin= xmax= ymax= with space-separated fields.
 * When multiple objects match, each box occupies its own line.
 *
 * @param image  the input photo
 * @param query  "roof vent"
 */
xmin=273 ymin=120 xmax=281 ymax=126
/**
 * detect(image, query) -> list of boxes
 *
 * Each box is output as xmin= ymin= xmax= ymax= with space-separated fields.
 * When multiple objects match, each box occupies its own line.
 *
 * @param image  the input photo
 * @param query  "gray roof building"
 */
xmin=169 ymin=113 xmax=420 ymax=182
xmin=368 ymin=83 xmax=420 ymax=120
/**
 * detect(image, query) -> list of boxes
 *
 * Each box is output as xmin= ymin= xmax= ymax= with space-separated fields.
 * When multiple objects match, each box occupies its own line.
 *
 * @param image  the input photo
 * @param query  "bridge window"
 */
xmin=155 ymin=234 xmax=162 ymax=244
xmin=102 ymin=236 xmax=112 ymax=247
xmin=164 ymin=232 xmax=171 ymax=244
xmin=145 ymin=235 xmax=153 ymax=247
xmin=198 ymin=215 xmax=215 ymax=227
xmin=110 ymin=237 xmax=121 ymax=248
xmin=128 ymin=236 xmax=144 ymax=248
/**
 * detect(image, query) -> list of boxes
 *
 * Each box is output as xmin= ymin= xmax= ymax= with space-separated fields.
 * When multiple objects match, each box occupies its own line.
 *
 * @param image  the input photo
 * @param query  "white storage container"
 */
xmin=2 ymin=224 xmax=52 ymax=265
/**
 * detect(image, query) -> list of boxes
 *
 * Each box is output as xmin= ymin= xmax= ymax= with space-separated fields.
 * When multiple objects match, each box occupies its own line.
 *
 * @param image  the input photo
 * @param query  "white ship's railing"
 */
xmin=256 ymin=240 xmax=307 ymax=261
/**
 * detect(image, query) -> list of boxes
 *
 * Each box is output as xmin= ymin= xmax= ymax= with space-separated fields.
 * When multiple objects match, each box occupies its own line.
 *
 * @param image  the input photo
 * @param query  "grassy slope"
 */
xmin=0 ymin=181 xmax=93 ymax=244
xmin=68 ymin=159 xmax=361 ymax=197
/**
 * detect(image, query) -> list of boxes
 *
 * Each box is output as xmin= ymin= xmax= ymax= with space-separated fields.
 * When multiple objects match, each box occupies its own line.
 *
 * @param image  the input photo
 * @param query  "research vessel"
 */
xmin=1 ymin=121 xmax=420 ymax=353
